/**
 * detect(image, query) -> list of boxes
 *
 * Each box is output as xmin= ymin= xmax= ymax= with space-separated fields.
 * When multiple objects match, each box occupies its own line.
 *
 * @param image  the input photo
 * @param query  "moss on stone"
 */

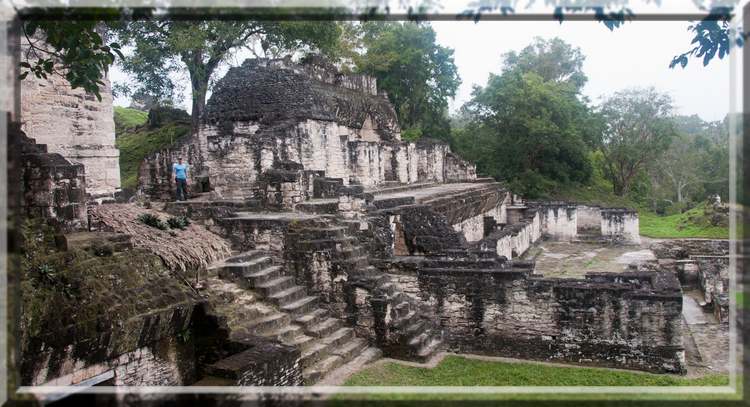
xmin=19 ymin=219 xmax=197 ymax=375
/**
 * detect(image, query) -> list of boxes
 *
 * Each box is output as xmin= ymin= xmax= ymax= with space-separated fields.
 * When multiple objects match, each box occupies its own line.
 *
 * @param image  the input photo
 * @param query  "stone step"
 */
xmin=225 ymin=250 xmax=268 ymax=264
xmin=285 ymin=333 xmax=316 ymax=352
xmin=331 ymin=337 xmax=368 ymax=361
xmin=305 ymin=317 xmax=342 ymax=338
xmin=242 ymin=265 xmax=283 ymax=286
xmin=294 ymin=308 xmax=329 ymax=330
xmin=299 ymin=342 xmax=331 ymax=370
xmin=281 ymin=296 xmax=318 ymax=317
xmin=255 ymin=276 xmax=296 ymax=296
xmin=315 ymin=347 xmax=384 ymax=385
xmin=265 ymin=324 xmax=303 ymax=343
xmin=236 ymin=313 xmax=290 ymax=336
xmin=287 ymin=227 xmax=348 ymax=240
xmin=322 ymin=327 xmax=355 ymax=348
xmin=267 ymin=286 xmax=307 ymax=306
xmin=220 ymin=256 xmax=273 ymax=279
xmin=303 ymin=355 xmax=344 ymax=385
xmin=292 ymin=237 xmax=357 ymax=251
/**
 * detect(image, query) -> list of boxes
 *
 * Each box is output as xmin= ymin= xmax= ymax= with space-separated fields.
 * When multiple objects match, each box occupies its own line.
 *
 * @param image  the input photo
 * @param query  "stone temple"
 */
xmin=12 ymin=55 xmax=732 ymax=392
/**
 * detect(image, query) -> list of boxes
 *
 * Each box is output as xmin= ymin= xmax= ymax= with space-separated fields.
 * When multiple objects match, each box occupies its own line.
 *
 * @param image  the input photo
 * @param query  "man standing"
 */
xmin=172 ymin=156 xmax=189 ymax=201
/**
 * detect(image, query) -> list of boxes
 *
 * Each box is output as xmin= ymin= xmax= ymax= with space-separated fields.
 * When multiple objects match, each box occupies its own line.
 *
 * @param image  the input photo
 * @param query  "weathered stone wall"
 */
xmin=15 ymin=125 xmax=87 ymax=231
xmin=20 ymin=38 xmax=120 ymax=197
xmin=534 ymin=203 xmax=577 ymax=240
xmin=576 ymin=205 xmax=602 ymax=232
xmin=24 ymin=293 xmax=196 ymax=386
xmin=386 ymin=261 xmax=685 ymax=374
xmin=36 ymin=336 xmax=195 ymax=387
xmin=601 ymin=209 xmax=640 ymax=244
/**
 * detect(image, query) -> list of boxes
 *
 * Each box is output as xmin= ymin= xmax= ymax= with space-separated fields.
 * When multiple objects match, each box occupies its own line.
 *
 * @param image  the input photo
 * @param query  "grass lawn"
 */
xmin=331 ymin=356 xmax=736 ymax=402
xmin=639 ymin=204 xmax=730 ymax=239
xmin=114 ymin=106 xmax=148 ymax=134
xmin=115 ymin=122 xmax=191 ymax=190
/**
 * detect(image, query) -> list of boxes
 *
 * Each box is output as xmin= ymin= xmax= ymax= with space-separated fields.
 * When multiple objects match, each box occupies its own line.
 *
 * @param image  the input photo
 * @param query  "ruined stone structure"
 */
xmin=18 ymin=55 xmax=696 ymax=396
xmin=138 ymin=57 xmax=475 ymax=201
xmin=19 ymin=38 xmax=121 ymax=198
xmin=12 ymin=123 xmax=88 ymax=232
xmin=652 ymin=239 xmax=731 ymax=323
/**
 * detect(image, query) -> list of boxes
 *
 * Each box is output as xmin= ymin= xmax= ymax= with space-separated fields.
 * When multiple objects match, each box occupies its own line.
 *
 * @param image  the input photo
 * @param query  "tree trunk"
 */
xmin=190 ymin=81 xmax=207 ymax=135
xmin=186 ymin=51 xmax=213 ymax=135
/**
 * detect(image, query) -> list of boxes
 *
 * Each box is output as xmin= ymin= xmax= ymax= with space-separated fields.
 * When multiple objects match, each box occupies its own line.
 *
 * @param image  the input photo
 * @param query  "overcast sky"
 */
xmin=111 ymin=1 xmax=742 ymax=123
xmin=431 ymin=19 xmax=737 ymax=122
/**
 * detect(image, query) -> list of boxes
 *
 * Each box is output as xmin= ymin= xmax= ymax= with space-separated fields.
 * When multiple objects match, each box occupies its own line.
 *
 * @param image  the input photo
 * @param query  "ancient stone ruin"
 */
xmin=14 ymin=56 xmax=730 ymax=393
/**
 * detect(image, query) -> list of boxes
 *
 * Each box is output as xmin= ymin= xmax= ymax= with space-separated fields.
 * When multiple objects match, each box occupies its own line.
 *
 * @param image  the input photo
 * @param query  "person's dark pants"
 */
xmin=175 ymin=178 xmax=187 ymax=201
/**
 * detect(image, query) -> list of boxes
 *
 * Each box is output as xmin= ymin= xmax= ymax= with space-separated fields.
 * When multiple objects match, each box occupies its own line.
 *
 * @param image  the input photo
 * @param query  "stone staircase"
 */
xmin=201 ymin=250 xmax=380 ymax=384
xmin=284 ymin=216 xmax=446 ymax=363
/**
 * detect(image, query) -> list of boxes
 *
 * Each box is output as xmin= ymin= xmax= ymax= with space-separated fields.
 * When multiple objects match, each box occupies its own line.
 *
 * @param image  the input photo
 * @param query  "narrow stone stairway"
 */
xmin=201 ymin=250 xmax=380 ymax=384
xmin=286 ymin=216 xmax=445 ymax=363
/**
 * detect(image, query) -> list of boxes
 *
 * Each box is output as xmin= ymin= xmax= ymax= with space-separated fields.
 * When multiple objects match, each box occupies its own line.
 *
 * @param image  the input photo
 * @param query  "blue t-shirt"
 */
xmin=173 ymin=163 xmax=188 ymax=180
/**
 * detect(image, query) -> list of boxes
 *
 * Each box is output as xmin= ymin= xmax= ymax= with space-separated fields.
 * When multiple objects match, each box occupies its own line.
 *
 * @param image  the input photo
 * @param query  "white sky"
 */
xmin=111 ymin=1 xmax=744 ymax=122
xmin=432 ymin=19 xmax=737 ymax=121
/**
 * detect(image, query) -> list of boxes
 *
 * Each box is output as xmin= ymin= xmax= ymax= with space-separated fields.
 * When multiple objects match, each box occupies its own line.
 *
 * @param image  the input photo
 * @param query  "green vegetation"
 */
xmin=355 ymin=22 xmax=460 ymax=142
xmin=114 ymin=18 xmax=343 ymax=131
xmin=332 ymin=356 xmax=734 ymax=402
xmin=115 ymin=122 xmax=190 ymax=190
xmin=344 ymin=356 xmax=728 ymax=387
xmin=639 ymin=203 xmax=729 ymax=239
xmin=114 ymin=106 xmax=148 ymax=134
xmin=737 ymin=292 xmax=747 ymax=309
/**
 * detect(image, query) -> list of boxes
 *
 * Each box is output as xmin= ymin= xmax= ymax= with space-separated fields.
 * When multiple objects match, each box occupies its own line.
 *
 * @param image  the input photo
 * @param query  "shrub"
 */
xmin=167 ymin=216 xmax=190 ymax=230
xmin=137 ymin=213 xmax=168 ymax=230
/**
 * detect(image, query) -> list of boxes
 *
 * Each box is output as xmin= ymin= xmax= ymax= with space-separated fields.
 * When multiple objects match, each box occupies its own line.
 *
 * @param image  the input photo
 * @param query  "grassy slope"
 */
xmin=332 ymin=356 xmax=735 ymax=402
xmin=113 ymin=106 xmax=148 ymax=134
xmin=639 ymin=204 xmax=730 ymax=239
xmin=115 ymin=123 xmax=191 ymax=190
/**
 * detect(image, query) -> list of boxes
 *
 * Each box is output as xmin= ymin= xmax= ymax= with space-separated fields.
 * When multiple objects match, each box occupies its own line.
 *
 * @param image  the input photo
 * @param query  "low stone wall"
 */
xmin=601 ymin=209 xmax=640 ymax=244
xmin=534 ymin=202 xmax=577 ymax=240
xmin=386 ymin=261 xmax=685 ymax=374
xmin=576 ymin=205 xmax=602 ymax=232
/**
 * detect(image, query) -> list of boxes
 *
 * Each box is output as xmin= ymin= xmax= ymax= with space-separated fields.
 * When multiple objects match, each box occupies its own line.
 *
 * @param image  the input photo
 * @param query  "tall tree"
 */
xmin=113 ymin=18 xmax=342 ymax=132
xmin=598 ymin=87 xmax=677 ymax=196
xmin=354 ymin=22 xmax=460 ymax=141
xmin=455 ymin=38 xmax=598 ymax=196
xmin=502 ymin=37 xmax=587 ymax=91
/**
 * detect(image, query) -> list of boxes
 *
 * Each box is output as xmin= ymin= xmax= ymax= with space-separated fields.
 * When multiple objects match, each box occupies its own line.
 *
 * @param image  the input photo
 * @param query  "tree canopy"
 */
xmin=454 ymin=37 xmax=598 ymax=196
xmin=112 ymin=18 xmax=342 ymax=132
xmin=354 ymin=22 xmax=460 ymax=141
xmin=597 ymin=87 xmax=677 ymax=197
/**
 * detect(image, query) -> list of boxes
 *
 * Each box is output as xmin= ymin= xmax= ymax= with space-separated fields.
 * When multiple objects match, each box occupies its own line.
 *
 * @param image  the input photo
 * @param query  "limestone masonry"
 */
xmin=17 ymin=55 xmax=729 ymax=391
xmin=19 ymin=37 xmax=121 ymax=197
